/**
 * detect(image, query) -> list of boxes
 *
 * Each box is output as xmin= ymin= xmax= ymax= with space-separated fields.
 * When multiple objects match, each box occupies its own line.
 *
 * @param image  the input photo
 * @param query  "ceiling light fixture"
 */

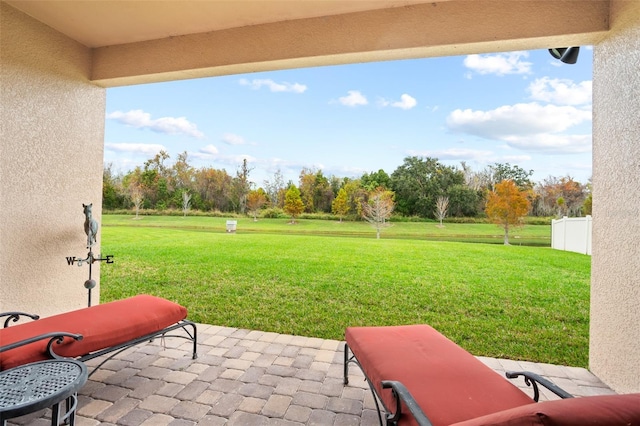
xmin=548 ymin=47 xmax=580 ymax=64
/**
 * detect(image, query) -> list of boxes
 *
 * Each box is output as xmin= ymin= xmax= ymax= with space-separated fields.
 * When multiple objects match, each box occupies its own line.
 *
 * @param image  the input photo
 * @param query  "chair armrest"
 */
xmin=382 ymin=380 xmax=434 ymax=426
xmin=0 ymin=312 xmax=40 ymax=328
xmin=0 ymin=332 xmax=83 ymax=359
xmin=506 ymin=371 xmax=574 ymax=401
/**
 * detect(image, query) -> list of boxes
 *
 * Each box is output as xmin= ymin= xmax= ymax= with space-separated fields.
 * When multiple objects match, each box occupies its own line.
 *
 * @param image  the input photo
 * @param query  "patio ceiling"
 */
xmin=5 ymin=0 xmax=610 ymax=86
xmin=5 ymin=0 xmax=437 ymax=48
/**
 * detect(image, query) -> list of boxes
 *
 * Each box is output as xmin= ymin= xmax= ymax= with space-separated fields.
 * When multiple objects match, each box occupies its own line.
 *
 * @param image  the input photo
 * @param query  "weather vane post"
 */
xmin=65 ymin=203 xmax=114 ymax=307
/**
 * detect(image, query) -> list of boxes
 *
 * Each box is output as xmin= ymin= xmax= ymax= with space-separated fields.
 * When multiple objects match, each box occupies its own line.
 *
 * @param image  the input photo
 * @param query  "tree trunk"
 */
xmin=504 ymin=223 xmax=510 ymax=245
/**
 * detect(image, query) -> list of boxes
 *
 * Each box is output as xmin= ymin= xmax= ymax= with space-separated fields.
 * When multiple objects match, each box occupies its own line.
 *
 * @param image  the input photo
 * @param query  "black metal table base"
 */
xmin=0 ymin=360 xmax=87 ymax=426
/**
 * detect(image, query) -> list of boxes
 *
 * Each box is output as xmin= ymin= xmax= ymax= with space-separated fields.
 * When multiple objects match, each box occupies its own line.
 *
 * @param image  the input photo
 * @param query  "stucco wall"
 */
xmin=591 ymin=0 xmax=640 ymax=394
xmin=0 ymin=3 xmax=106 ymax=316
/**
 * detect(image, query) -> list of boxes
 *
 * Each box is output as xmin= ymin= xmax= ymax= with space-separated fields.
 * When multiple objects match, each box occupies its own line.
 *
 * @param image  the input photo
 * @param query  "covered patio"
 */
xmin=6 ymin=324 xmax=615 ymax=426
xmin=1 ymin=0 xmax=638 ymax=411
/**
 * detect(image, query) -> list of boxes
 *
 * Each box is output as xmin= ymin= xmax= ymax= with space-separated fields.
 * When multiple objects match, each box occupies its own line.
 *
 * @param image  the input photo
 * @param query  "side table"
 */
xmin=0 ymin=359 xmax=88 ymax=426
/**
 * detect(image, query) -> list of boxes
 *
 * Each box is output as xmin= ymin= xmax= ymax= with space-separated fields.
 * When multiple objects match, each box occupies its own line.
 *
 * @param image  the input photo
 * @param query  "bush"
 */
xmin=523 ymin=216 xmax=553 ymax=225
xmin=261 ymin=208 xmax=286 ymax=219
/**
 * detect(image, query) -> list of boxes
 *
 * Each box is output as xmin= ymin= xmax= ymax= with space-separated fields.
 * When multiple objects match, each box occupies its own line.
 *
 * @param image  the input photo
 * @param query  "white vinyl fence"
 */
xmin=551 ymin=215 xmax=592 ymax=255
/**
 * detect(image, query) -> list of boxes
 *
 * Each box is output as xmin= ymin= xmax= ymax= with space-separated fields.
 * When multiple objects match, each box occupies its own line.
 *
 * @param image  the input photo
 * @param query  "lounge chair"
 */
xmin=0 ymin=295 xmax=197 ymax=375
xmin=344 ymin=324 xmax=640 ymax=425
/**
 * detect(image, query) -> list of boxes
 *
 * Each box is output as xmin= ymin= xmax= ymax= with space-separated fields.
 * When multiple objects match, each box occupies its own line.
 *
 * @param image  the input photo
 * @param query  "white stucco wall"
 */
xmin=0 ymin=3 xmax=106 ymax=316
xmin=590 ymin=0 xmax=640 ymax=394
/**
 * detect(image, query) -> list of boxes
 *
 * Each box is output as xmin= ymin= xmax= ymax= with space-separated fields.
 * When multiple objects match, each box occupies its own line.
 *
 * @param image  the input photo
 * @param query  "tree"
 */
xmin=532 ymin=175 xmax=587 ymax=217
xmin=435 ymin=196 xmax=449 ymax=227
xmin=342 ymin=179 xmax=367 ymax=217
xmin=362 ymin=188 xmax=395 ymax=239
xmin=173 ymin=151 xmax=194 ymax=191
xmin=232 ymin=158 xmax=253 ymax=214
xmin=447 ymin=184 xmax=481 ymax=217
xmin=193 ymin=167 xmax=233 ymax=211
xmin=264 ymin=168 xmax=285 ymax=208
xmin=391 ymin=156 xmax=464 ymax=218
xmin=489 ymin=163 xmax=534 ymax=191
xmin=485 ymin=180 xmax=531 ymax=245
xmin=361 ymin=169 xmax=391 ymax=190
xmin=129 ymin=183 xmax=144 ymax=219
xmin=284 ymin=186 xmax=304 ymax=223
xmin=181 ymin=191 xmax=191 ymax=217
xmin=298 ymin=167 xmax=317 ymax=213
xmin=247 ymin=188 xmax=267 ymax=221
xmin=331 ymin=187 xmax=350 ymax=222
xmin=103 ymin=162 xmax=125 ymax=209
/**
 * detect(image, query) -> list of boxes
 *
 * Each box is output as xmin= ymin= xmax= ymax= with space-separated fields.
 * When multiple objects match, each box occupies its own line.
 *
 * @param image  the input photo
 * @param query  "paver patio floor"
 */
xmin=7 ymin=323 xmax=615 ymax=426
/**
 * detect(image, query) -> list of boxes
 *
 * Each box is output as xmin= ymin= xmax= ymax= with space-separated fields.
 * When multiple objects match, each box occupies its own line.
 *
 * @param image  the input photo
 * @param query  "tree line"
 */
xmin=103 ymin=151 xmax=592 ymax=220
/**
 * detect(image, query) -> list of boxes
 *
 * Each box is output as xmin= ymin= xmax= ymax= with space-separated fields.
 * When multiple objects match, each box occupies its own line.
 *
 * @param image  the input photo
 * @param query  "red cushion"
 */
xmin=345 ymin=325 xmax=535 ymax=426
xmin=452 ymin=393 xmax=640 ymax=426
xmin=0 ymin=295 xmax=187 ymax=370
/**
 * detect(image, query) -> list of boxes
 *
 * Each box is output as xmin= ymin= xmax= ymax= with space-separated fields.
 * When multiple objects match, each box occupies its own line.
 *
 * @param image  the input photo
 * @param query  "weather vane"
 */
xmin=66 ymin=203 xmax=114 ymax=307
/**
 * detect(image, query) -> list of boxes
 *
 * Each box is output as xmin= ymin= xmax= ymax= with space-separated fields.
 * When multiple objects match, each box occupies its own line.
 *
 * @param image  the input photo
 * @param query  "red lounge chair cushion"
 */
xmin=0 ymin=295 xmax=187 ymax=370
xmin=452 ymin=393 xmax=640 ymax=426
xmin=345 ymin=325 xmax=535 ymax=426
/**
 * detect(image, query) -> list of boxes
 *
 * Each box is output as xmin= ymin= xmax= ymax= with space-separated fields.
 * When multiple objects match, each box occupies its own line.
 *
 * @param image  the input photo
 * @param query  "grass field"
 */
xmin=103 ymin=214 xmax=552 ymax=246
xmin=101 ymin=215 xmax=590 ymax=367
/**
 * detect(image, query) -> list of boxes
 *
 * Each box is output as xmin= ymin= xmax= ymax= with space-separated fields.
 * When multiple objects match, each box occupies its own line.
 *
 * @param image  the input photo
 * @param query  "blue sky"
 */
xmin=104 ymin=48 xmax=593 ymax=187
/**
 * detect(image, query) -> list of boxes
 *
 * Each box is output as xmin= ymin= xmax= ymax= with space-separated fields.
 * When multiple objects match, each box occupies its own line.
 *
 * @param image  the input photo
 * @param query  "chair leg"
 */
xmin=344 ymin=343 xmax=350 ymax=385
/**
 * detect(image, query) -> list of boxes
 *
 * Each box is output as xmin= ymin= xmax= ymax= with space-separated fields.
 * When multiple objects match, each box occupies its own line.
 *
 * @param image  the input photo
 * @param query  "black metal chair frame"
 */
xmin=343 ymin=342 xmax=574 ymax=426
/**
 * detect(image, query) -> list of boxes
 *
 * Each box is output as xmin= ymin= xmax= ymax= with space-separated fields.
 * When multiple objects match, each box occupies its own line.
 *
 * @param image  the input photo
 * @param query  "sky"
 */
xmin=104 ymin=47 xmax=593 ymax=188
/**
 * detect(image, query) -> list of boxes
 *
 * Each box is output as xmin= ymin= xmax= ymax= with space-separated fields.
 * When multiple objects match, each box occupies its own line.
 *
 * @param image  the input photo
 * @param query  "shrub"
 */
xmin=261 ymin=208 xmax=286 ymax=219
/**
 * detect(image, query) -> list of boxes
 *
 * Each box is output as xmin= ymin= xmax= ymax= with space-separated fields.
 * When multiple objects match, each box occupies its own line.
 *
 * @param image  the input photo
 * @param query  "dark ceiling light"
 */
xmin=549 ymin=47 xmax=580 ymax=64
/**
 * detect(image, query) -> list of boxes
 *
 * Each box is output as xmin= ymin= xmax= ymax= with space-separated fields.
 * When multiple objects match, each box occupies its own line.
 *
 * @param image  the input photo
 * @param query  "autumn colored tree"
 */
xmin=532 ymin=175 xmax=587 ymax=217
xmin=362 ymin=188 xmax=395 ymax=239
xmin=299 ymin=167 xmax=317 ymax=213
xmin=485 ymin=180 xmax=531 ymax=245
xmin=284 ymin=186 xmax=305 ymax=224
xmin=331 ymin=187 xmax=350 ymax=222
xmin=247 ymin=188 xmax=267 ymax=221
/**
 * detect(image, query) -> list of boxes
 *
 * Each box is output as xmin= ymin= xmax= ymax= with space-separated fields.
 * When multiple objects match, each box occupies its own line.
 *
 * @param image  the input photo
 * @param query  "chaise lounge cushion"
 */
xmin=452 ymin=393 xmax=640 ymax=426
xmin=346 ymin=325 xmax=535 ymax=426
xmin=0 ymin=295 xmax=187 ymax=370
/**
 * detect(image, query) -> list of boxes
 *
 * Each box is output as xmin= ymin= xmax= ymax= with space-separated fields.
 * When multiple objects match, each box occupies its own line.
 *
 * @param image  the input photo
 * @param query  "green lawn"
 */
xmin=100 ymin=215 xmax=590 ymax=367
xmin=103 ymin=214 xmax=551 ymax=246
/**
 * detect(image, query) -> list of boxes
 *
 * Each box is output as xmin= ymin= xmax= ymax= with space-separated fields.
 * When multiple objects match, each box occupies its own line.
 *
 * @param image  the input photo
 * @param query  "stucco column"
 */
xmin=590 ymin=0 xmax=640 ymax=394
xmin=0 ymin=3 xmax=106 ymax=316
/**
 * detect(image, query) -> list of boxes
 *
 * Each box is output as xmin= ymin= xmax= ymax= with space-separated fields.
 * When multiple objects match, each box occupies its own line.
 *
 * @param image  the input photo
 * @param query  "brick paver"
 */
xmin=6 ymin=324 xmax=615 ymax=426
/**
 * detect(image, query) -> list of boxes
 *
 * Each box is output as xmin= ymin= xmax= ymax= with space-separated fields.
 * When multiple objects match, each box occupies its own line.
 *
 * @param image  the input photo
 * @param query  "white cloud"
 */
xmin=239 ymin=78 xmax=307 ymax=93
xmin=222 ymin=133 xmax=246 ymax=146
xmin=501 ymin=155 xmax=533 ymax=163
xmin=379 ymin=94 xmax=418 ymax=110
xmin=502 ymin=134 xmax=592 ymax=154
xmin=105 ymin=143 xmax=167 ymax=156
xmin=106 ymin=110 xmax=204 ymax=139
xmin=447 ymin=103 xmax=591 ymax=138
xmin=200 ymin=144 xmax=219 ymax=155
xmin=190 ymin=144 xmax=219 ymax=161
xmin=463 ymin=51 xmax=532 ymax=76
xmin=338 ymin=90 xmax=368 ymax=107
xmin=446 ymin=102 xmax=592 ymax=155
xmin=528 ymin=77 xmax=592 ymax=106
xmin=191 ymin=146 xmax=257 ymax=167
xmin=409 ymin=148 xmax=494 ymax=162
